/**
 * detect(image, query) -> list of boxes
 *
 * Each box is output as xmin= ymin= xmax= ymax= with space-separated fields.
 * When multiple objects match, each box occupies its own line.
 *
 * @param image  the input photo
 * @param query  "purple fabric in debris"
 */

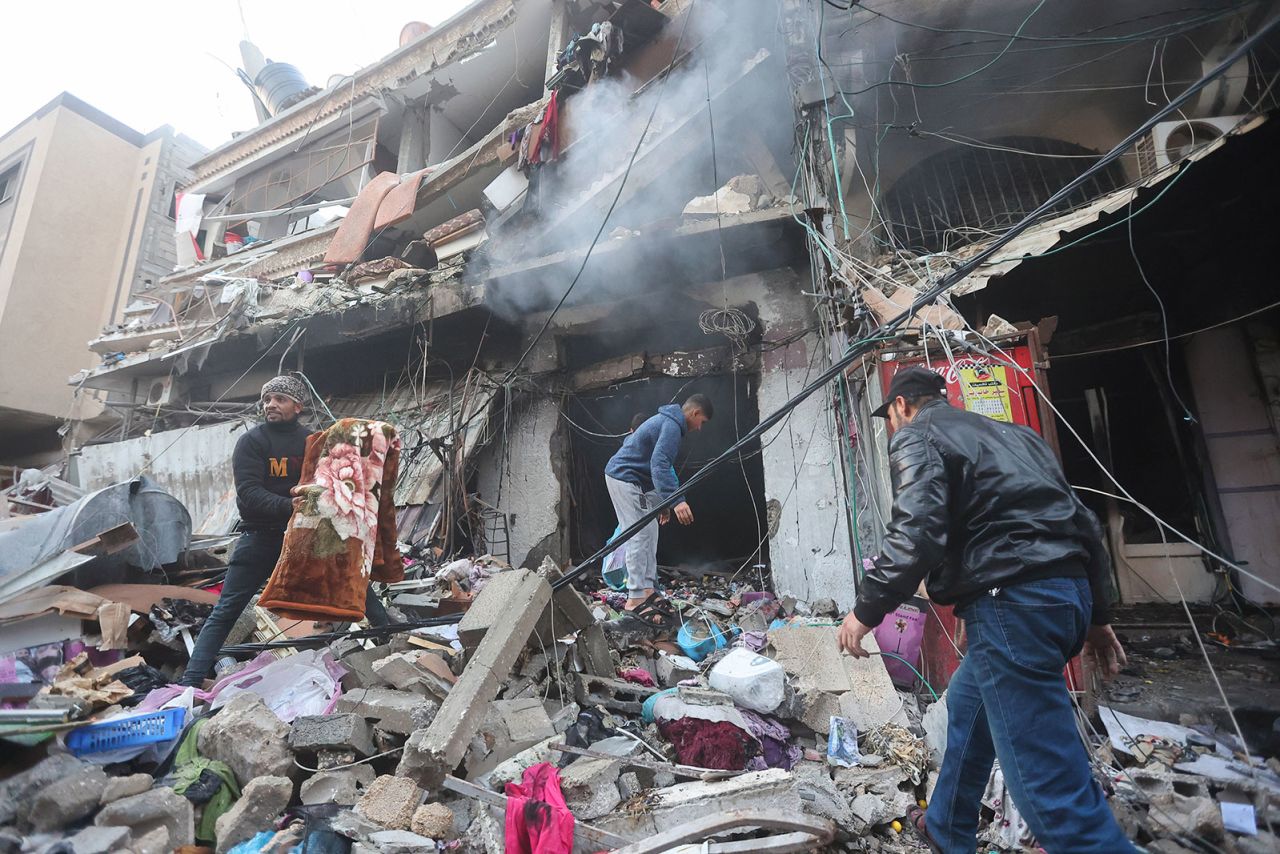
xmin=742 ymin=631 xmax=768 ymax=651
xmin=738 ymin=709 xmax=802 ymax=771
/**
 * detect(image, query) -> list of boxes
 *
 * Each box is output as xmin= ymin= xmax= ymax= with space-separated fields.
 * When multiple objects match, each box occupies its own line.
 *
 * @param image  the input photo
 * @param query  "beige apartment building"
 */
xmin=0 ymin=93 xmax=202 ymax=465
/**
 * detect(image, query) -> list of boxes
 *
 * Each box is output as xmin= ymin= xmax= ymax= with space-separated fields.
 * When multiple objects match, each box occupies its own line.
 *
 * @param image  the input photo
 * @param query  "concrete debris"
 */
xmin=93 ymin=786 xmax=194 ymax=853
xmin=559 ymin=755 xmax=624 ymax=819
xmin=373 ymin=651 xmax=454 ymax=698
xmin=29 ymin=766 xmax=110 ymax=832
xmin=683 ymin=174 xmax=776 ymax=218
xmin=411 ymin=802 xmax=455 ymax=839
xmin=398 ymin=568 xmax=551 ymax=790
xmin=99 ymin=773 xmax=154 ymax=805
xmin=0 ymin=755 xmax=87 ymax=825
xmin=213 ymin=775 xmax=292 ymax=854
xmin=198 ymin=692 xmax=295 ymax=783
xmin=63 ymin=825 xmax=132 ymax=854
xmin=369 ymin=828 xmax=438 ymax=853
xmin=356 ymin=774 xmax=423 ymax=831
xmin=336 ymin=686 xmax=439 ymax=736
xmin=301 ymin=769 xmax=365 ymax=806
xmin=291 ymin=712 xmax=377 ymax=756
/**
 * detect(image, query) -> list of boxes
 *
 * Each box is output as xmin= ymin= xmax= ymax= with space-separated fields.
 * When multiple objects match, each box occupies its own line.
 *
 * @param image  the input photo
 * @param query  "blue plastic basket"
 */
xmin=65 ymin=707 xmax=186 ymax=757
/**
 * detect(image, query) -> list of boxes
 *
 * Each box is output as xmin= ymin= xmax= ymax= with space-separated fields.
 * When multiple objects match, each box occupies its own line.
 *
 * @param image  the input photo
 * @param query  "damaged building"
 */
xmin=1 ymin=1 xmax=1279 ymax=852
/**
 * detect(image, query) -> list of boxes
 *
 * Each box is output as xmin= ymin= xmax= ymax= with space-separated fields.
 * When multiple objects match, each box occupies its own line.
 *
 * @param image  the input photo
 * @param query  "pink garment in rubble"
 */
xmin=504 ymin=762 xmax=575 ymax=854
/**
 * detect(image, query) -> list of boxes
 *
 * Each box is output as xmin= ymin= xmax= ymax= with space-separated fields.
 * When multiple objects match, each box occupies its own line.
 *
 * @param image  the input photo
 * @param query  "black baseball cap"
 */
xmin=871 ymin=366 xmax=947 ymax=418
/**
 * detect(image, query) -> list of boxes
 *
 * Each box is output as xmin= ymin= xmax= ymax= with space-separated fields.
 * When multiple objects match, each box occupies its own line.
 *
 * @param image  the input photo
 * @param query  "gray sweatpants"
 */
xmin=605 ymin=476 xmax=660 ymax=597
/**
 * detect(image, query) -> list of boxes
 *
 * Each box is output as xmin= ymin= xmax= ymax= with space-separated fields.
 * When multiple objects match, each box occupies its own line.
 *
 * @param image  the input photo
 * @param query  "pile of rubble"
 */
xmin=3 ymin=549 xmax=1278 ymax=853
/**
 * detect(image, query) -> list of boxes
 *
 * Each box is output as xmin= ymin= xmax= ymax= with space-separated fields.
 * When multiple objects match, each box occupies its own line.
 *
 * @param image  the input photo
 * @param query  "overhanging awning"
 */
xmin=865 ymin=115 xmax=1268 ymax=298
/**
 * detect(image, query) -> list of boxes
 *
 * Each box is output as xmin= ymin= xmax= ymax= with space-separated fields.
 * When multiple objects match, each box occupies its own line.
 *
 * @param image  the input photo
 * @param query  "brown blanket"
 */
xmin=259 ymin=419 xmax=404 ymax=622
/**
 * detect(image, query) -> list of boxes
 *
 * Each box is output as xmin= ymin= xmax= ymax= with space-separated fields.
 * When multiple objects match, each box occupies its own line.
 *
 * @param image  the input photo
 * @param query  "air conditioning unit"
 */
xmin=146 ymin=377 xmax=180 ymax=407
xmin=1135 ymin=116 xmax=1244 ymax=178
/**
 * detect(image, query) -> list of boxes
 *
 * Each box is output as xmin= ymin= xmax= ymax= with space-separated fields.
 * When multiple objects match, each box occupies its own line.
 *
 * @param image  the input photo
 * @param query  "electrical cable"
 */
xmin=543 ymin=15 xmax=1280 ymax=594
xmin=222 ymin=10 xmax=1280 ymax=655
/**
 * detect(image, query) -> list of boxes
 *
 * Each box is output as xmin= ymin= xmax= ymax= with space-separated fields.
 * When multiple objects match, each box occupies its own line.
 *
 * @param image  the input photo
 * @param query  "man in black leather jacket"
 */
xmin=838 ymin=367 xmax=1135 ymax=853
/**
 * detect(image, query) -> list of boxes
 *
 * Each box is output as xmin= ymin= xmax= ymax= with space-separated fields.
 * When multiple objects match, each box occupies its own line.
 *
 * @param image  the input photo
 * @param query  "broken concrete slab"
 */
xmin=337 ymin=643 xmax=395 ymax=691
xmin=369 ymin=829 xmax=437 ymax=853
xmin=198 ymin=692 xmax=294 ymax=784
xmin=559 ymin=755 xmax=624 ymax=820
xmin=793 ymin=763 xmax=853 ymax=826
xmin=290 ymin=713 xmax=376 ymax=756
xmin=595 ymin=769 xmax=802 ymax=839
xmin=100 ymin=773 xmax=154 ymax=805
xmin=301 ymin=770 xmax=362 ymax=806
xmin=356 ymin=775 xmax=423 ymax=831
xmin=63 ymin=825 xmax=131 ymax=854
xmin=795 ymin=688 xmax=842 ymax=735
xmin=0 ymin=754 xmax=86 ymax=825
xmin=336 ymin=686 xmax=439 ymax=736
xmin=214 ymin=775 xmax=293 ymax=854
xmin=456 ymin=568 xmax=550 ymax=648
xmin=495 ymin=698 xmax=556 ymax=744
xmin=30 ymin=767 xmax=110 ymax=831
xmin=94 ymin=786 xmax=194 ymax=852
xmin=372 ymin=651 xmax=453 ymax=698
xmin=399 ymin=569 xmax=552 ymax=790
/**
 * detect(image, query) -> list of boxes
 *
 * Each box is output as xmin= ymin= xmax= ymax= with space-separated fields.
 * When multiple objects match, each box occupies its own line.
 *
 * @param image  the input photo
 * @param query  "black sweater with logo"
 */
xmin=233 ymin=419 xmax=310 ymax=531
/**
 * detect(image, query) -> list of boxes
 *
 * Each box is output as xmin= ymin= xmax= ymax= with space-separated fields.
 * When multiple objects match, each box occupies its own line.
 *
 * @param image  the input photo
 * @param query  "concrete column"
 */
xmin=753 ymin=280 xmax=857 ymax=609
xmin=545 ymin=0 xmax=573 ymax=93
xmin=396 ymin=98 xmax=430 ymax=173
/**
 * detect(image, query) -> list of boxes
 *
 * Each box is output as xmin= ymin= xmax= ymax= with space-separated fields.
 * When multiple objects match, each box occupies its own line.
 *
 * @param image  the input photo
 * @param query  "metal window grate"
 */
xmin=881 ymin=136 xmax=1128 ymax=254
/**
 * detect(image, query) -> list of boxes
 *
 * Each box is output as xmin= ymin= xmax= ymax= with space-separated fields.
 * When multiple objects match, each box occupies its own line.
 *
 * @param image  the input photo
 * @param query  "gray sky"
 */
xmin=1 ymin=0 xmax=474 ymax=149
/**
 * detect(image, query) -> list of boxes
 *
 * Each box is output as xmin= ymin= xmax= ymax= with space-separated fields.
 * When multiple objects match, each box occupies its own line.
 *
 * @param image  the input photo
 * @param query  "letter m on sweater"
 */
xmin=269 ymin=457 xmax=289 ymax=477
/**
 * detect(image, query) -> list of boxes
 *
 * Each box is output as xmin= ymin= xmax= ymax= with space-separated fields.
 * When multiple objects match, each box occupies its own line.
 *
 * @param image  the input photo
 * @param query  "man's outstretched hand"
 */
xmin=1083 ymin=624 xmax=1128 ymax=680
xmin=838 ymin=612 xmax=874 ymax=658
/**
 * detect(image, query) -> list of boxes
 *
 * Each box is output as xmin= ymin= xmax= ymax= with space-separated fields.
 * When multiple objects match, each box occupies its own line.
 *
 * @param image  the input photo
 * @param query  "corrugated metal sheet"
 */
xmin=76 ymin=420 xmax=250 ymax=535
xmin=329 ymin=371 xmax=498 ymax=507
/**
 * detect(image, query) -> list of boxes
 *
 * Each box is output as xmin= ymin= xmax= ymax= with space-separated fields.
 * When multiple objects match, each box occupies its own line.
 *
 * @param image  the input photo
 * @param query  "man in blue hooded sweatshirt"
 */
xmin=604 ymin=394 xmax=713 ymax=628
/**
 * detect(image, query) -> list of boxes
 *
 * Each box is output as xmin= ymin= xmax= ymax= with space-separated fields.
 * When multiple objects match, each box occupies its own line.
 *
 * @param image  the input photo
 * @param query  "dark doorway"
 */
xmin=565 ymin=374 xmax=768 ymax=573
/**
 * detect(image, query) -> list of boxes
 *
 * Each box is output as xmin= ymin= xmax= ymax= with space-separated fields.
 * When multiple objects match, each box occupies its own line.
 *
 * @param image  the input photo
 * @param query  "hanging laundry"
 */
xmin=504 ymin=762 xmax=575 ymax=854
xmin=259 ymin=419 xmax=403 ymax=622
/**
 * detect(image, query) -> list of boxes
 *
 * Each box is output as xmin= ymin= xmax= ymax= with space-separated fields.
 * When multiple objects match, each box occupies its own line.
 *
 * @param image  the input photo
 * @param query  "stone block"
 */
xmin=336 ymin=687 xmax=437 ymax=736
xmin=795 ymin=689 xmax=841 ymax=735
xmin=495 ymin=698 xmax=555 ymax=744
xmin=0 ymin=754 xmax=86 ymax=825
xmin=130 ymin=826 xmax=172 ymax=854
xmin=30 ymin=767 xmax=109 ymax=831
xmin=411 ymin=802 xmax=455 ymax=839
xmin=617 ymin=772 xmax=643 ymax=801
xmin=372 ymin=652 xmax=452 ymax=698
xmin=64 ymin=825 xmax=131 ymax=854
xmin=369 ymin=829 xmax=437 ymax=853
xmin=94 ymin=786 xmax=194 ymax=851
xmin=290 ymin=713 xmax=376 ymax=756
xmin=100 ymin=773 xmax=154 ymax=805
xmin=1148 ymin=793 xmax=1224 ymax=842
xmin=338 ymin=644 xmax=395 ymax=691
xmin=300 ymin=770 xmax=361 ymax=806
xmin=356 ymin=775 xmax=422 ymax=830
xmin=198 ymin=693 xmax=294 ymax=784
xmin=214 ymin=775 xmax=293 ymax=854
xmin=559 ymin=756 xmax=623 ymax=820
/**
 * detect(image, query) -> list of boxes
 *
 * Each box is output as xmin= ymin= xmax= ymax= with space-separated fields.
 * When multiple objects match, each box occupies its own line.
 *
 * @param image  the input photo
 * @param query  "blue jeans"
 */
xmin=926 ymin=578 xmax=1136 ymax=853
xmin=180 ymin=530 xmax=391 ymax=685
